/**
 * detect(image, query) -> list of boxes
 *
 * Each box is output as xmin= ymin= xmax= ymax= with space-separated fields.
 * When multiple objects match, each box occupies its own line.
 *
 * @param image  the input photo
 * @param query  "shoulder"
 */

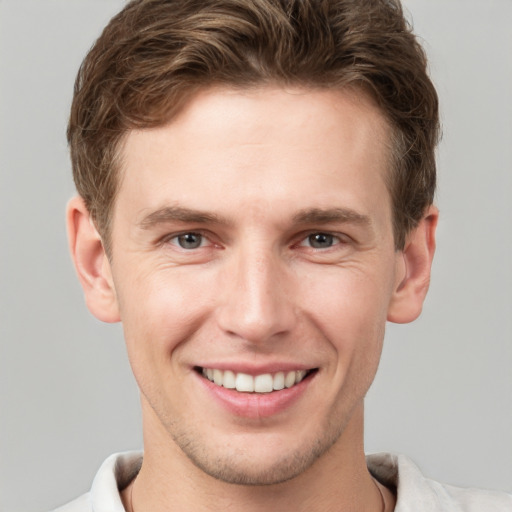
xmin=438 ymin=482 xmax=512 ymax=511
xmin=367 ymin=452 xmax=512 ymax=512
xmin=49 ymin=452 xmax=143 ymax=512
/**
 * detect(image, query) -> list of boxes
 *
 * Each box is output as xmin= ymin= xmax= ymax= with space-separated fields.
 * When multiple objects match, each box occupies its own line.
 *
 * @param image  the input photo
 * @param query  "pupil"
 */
xmin=179 ymin=233 xmax=202 ymax=249
xmin=310 ymin=233 xmax=333 ymax=248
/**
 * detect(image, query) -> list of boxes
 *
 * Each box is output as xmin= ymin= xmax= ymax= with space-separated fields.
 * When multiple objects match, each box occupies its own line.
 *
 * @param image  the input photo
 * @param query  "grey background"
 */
xmin=0 ymin=1 xmax=511 ymax=511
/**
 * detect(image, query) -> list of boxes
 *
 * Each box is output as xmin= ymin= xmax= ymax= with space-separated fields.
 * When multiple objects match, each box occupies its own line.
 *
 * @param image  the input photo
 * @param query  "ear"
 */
xmin=387 ymin=205 xmax=438 ymax=324
xmin=66 ymin=196 xmax=120 ymax=323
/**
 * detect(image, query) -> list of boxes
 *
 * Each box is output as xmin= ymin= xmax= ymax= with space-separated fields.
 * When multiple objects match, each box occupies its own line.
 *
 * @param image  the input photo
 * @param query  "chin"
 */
xmin=186 ymin=449 xmax=320 ymax=486
xmin=171 ymin=424 xmax=343 ymax=486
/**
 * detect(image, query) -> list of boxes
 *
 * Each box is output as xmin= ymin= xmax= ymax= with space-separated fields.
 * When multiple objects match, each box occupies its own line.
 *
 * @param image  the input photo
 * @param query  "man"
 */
xmin=56 ymin=0 xmax=511 ymax=510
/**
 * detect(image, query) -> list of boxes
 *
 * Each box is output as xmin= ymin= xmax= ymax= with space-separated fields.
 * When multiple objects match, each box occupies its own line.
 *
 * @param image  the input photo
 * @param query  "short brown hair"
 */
xmin=68 ymin=0 xmax=439 ymax=254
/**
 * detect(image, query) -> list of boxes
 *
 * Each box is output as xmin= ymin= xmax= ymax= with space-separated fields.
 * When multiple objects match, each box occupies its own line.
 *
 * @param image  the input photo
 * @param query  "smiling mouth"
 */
xmin=197 ymin=367 xmax=317 ymax=393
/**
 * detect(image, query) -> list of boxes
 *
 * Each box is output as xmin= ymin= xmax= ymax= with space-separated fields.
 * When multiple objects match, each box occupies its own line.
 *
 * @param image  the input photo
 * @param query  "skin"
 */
xmin=68 ymin=86 xmax=437 ymax=511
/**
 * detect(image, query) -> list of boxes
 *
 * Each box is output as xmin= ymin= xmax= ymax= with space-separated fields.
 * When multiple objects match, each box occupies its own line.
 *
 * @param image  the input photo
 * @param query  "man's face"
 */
xmin=107 ymin=87 xmax=404 ymax=484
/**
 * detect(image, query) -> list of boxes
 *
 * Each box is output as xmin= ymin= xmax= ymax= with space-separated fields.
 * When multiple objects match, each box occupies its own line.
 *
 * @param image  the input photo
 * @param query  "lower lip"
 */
xmin=196 ymin=372 xmax=315 ymax=419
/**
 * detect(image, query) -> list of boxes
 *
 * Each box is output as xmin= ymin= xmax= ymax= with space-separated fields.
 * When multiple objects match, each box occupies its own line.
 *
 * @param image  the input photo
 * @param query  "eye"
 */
xmin=302 ymin=233 xmax=339 ymax=249
xmin=171 ymin=232 xmax=206 ymax=250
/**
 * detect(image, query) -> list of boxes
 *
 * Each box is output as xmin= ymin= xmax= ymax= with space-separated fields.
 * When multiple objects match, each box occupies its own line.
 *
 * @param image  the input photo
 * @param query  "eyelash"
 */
xmin=297 ymin=232 xmax=344 ymax=250
xmin=166 ymin=232 xmax=211 ymax=250
xmin=164 ymin=231 xmax=347 ymax=252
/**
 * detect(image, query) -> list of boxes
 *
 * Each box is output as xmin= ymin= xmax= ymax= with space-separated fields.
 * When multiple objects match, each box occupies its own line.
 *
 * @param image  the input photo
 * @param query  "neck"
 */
xmin=123 ymin=402 xmax=387 ymax=512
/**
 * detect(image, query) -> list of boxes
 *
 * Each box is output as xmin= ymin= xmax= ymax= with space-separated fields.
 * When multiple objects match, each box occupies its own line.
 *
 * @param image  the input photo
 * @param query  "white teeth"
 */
xmin=223 ymin=370 xmax=236 ymax=389
xmin=201 ymin=367 xmax=310 ymax=393
xmin=273 ymin=371 xmax=285 ymax=390
xmin=296 ymin=370 xmax=307 ymax=381
xmin=235 ymin=373 xmax=254 ymax=392
xmin=285 ymin=371 xmax=296 ymax=388
xmin=213 ymin=369 xmax=223 ymax=386
xmin=254 ymin=374 xmax=273 ymax=393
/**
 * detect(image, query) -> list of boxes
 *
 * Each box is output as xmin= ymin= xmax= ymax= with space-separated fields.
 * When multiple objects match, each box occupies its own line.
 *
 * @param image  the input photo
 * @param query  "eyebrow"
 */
xmin=292 ymin=207 xmax=372 ymax=226
xmin=138 ymin=205 xmax=371 ymax=230
xmin=139 ymin=206 xmax=230 ymax=229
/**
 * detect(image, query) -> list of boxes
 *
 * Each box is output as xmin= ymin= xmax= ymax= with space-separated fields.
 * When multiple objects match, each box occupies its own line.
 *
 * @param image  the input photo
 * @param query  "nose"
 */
xmin=215 ymin=246 xmax=296 ymax=345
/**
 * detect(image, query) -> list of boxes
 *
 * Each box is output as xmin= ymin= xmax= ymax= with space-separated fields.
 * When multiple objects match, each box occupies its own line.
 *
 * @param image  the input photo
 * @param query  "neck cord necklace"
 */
xmin=374 ymin=477 xmax=387 ymax=512
xmin=127 ymin=482 xmax=135 ymax=512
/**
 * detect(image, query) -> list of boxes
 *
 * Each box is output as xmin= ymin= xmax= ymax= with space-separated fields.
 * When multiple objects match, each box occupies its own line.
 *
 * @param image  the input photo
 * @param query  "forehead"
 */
xmin=128 ymin=85 xmax=389 ymax=154
xmin=116 ymin=86 xmax=393 ymax=228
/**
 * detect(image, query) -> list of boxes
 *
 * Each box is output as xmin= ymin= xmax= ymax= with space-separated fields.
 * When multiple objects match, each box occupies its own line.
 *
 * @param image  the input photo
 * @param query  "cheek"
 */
xmin=294 ymin=268 xmax=390 ymax=423
xmin=302 ymin=265 xmax=393 ymax=338
xmin=298 ymin=264 xmax=393 ymax=388
xmin=114 ymin=268 xmax=215 ymax=371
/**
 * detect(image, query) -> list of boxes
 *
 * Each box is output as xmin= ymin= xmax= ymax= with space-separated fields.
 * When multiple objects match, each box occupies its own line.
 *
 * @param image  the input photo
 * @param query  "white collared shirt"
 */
xmin=52 ymin=452 xmax=512 ymax=511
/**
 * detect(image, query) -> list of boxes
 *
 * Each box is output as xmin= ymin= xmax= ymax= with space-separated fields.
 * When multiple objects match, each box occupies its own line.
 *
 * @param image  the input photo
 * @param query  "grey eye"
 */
xmin=308 ymin=233 xmax=335 ymax=249
xmin=176 ymin=233 xmax=203 ymax=249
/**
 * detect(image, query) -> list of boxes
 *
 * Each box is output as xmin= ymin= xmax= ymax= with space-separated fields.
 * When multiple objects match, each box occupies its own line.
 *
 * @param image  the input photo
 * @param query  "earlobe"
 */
xmin=387 ymin=205 xmax=438 ymax=324
xmin=66 ymin=196 xmax=120 ymax=323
